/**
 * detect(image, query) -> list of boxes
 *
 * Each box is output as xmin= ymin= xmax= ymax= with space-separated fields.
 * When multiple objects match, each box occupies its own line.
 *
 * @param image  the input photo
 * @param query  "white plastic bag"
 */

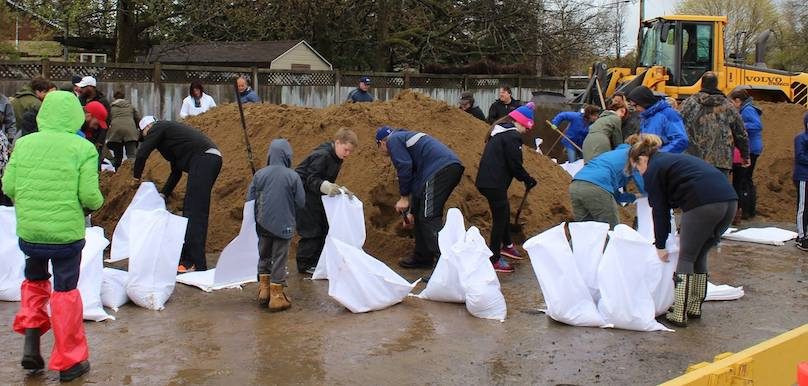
xmin=722 ymin=227 xmax=798 ymax=246
xmin=648 ymin=236 xmax=679 ymax=316
xmin=101 ymin=268 xmax=129 ymax=311
xmin=109 ymin=182 xmax=166 ymax=262
xmin=596 ymin=225 xmax=671 ymax=332
xmin=524 ymin=224 xmax=607 ymax=327
xmin=76 ymin=227 xmax=113 ymax=321
xmin=560 ymin=159 xmax=585 ymax=178
xmin=706 ymin=282 xmax=745 ymax=301
xmin=455 ymin=227 xmax=507 ymax=321
xmin=313 ymin=193 xmax=366 ymax=280
xmin=0 ymin=206 xmax=24 ymax=301
xmin=126 ymin=208 xmax=188 ymax=310
xmin=417 ymin=208 xmax=466 ymax=303
xmin=177 ymin=201 xmax=259 ymax=291
xmin=326 ymin=237 xmax=418 ymax=313
xmin=568 ymin=222 xmax=609 ymax=301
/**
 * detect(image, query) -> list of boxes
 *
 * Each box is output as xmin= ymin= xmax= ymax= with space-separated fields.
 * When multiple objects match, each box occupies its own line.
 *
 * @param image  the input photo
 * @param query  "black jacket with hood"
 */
xmin=294 ymin=142 xmax=343 ymax=237
xmin=476 ymin=123 xmax=532 ymax=190
xmin=487 ymin=98 xmax=522 ymax=123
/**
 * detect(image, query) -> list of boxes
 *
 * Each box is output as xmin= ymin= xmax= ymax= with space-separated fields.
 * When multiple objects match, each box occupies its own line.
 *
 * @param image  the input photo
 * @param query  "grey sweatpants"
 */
xmin=677 ymin=200 xmax=737 ymax=274
xmin=258 ymin=235 xmax=291 ymax=284
xmin=569 ymin=180 xmax=620 ymax=228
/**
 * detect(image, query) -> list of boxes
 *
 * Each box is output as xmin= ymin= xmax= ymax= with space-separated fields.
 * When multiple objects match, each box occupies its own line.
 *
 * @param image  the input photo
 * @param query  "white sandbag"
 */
xmin=109 ymin=182 xmax=166 ymax=262
xmin=596 ymin=225 xmax=671 ymax=332
xmin=559 ymin=159 xmax=585 ymax=178
xmin=455 ymin=227 xmax=507 ymax=321
xmin=722 ymin=227 xmax=798 ymax=246
xmin=101 ymin=268 xmax=129 ymax=311
xmin=417 ymin=208 xmax=466 ymax=303
xmin=524 ymin=224 xmax=607 ymax=327
xmin=636 ymin=197 xmax=678 ymax=243
xmin=0 ymin=206 xmax=24 ymax=301
xmin=177 ymin=201 xmax=259 ymax=291
xmin=706 ymin=282 xmax=745 ymax=301
xmin=313 ymin=193 xmax=366 ymax=280
xmin=326 ymin=238 xmax=418 ymax=313
xmin=126 ymin=209 xmax=188 ymax=310
xmin=568 ymin=222 xmax=609 ymax=300
xmin=77 ymin=227 xmax=112 ymax=321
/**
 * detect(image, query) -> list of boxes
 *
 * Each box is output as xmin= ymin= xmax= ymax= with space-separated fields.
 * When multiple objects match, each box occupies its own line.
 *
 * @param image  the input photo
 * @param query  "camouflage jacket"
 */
xmin=680 ymin=89 xmax=749 ymax=170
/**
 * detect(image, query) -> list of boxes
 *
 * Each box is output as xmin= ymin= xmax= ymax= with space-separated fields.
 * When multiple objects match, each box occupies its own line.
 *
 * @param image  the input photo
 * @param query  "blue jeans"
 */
xmin=566 ymin=147 xmax=581 ymax=163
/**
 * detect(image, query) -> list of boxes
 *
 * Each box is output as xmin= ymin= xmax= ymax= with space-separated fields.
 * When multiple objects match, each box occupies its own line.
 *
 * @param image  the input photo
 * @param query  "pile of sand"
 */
xmin=95 ymin=91 xmax=574 ymax=260
xmin=754 ymin=102 xmax=807 ymax=222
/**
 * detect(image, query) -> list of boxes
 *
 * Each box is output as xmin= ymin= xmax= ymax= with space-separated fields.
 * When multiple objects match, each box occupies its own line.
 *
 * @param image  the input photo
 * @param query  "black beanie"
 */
xmin=628 ymin=86 xmax=658 ymax=109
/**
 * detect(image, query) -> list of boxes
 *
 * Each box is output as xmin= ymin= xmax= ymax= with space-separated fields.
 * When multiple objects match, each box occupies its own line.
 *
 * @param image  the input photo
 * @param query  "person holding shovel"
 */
xmin=550 ymin=105 xmax=601 ymax=162
xmin=476 ymin=102 xmax=538 ymax=273
xmin=375 ymin=126 xmax=464 ymax=269
xmin=132 ymin=116 xmax=222 ymax=273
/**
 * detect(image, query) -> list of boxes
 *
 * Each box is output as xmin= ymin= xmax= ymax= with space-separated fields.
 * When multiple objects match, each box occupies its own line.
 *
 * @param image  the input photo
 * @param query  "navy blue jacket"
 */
xmin=239 ymin=88 xmax=260 ymax=104
xmin=794 ymin=131 xmax=808 ymax=182
xmin=387 ymin=130 xmax=462 ymax=196
xmin=347 ymin=89 xmax=374 ymax=103
xmin=739 ymin=99 xmax=763 ymax=155
xmin=643 ymin=152 xmax=737 ymax=249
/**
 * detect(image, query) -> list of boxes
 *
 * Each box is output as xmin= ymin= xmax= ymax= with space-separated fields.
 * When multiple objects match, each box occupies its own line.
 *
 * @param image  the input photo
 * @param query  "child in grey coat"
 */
xmin=246 ymin=138 xmax=305 ymax=311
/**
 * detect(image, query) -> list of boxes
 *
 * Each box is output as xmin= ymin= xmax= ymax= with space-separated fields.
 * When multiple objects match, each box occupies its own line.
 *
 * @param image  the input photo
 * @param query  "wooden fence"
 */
xmin=0 ymin=60 xmax=589 ymax=121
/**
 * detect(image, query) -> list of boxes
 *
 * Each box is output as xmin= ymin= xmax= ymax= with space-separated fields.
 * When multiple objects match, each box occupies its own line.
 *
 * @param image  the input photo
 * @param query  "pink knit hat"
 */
xmin=508 ymin=102 xmax=535 ymax=129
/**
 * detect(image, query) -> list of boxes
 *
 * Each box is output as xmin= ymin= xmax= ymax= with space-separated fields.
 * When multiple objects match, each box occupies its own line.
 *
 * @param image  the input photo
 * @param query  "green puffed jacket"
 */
xmin=1 ymin=90 xmax=104 ymax=244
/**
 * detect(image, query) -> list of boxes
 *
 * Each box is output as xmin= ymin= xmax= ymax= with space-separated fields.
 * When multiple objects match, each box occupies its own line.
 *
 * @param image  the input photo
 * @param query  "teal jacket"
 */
xmin=1 ymin=91 xmax=104 ymax=244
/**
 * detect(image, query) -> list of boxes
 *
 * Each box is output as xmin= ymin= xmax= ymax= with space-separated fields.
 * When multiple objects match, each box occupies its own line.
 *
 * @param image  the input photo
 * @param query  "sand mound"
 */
xmin=95 ymin=91 xmax=573 ymax=260
xmin=754 ymin=102 xmax=807 ymax=222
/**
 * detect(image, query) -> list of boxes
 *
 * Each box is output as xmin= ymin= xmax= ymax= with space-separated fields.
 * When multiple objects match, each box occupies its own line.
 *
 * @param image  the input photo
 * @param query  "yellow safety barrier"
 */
xmin=660 ymin=324 xmax=808 ymax=385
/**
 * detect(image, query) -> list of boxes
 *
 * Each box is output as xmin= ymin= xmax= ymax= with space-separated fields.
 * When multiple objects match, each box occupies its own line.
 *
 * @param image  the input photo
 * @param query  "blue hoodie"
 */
xmin=739 ymin=99 xmax=763 ymax=155
xmin=552 ymin=111 xmax=589 ymax=150
xmin=794 ymin=112 xmax=808 ymax=182
xmin=386 ymin=130 xmax=462 ymax=196
xmin=247 ymin=139 xmax=306 ymax=239
xmin=573 ymin=144 xmax=644 ymax=203
xmin=640 ymin=99 xmax=688 ymax=153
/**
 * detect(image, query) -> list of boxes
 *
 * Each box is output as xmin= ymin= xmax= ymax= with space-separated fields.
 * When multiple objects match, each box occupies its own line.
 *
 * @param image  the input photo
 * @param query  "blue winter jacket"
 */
xmin=238 ymin=88 xmax=260 ymax=104
xmin=552 ymin=111 xmax=588 ymax=150
xmin=639 ymin=99 xmax=688 ymax=153
xmin=740 ymin=99 xmax=763 ymax=155
xmin=573 ymin=144 xmax=644 ymax=203
xmin=386 ymin=130 xmax=462 ymax=196
xmin=794 ymin=131 xmax=808 ymax=182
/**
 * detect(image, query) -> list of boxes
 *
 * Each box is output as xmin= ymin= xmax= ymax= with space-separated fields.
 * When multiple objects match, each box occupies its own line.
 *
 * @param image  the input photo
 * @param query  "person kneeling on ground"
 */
xmin=582 ymin=100 xmax=627 ymax=162
xmin=295 ymin=128 xmax=357 ymax=275
xmin=375 ymin=126 xmax=464 ymax=269
xmin=794 ymin=111 xmax=808 ymax=251
xmin=2 ymin=90 xmax=103 ymax=381
xmin=570 ymin=137 xmax=644 ymax=228
xmin=476 ymin=103 xmax=538 ymax=273
xmin=627 ymin=134 xmax=737 ymax=327
xmin=133 ymin=116 xmax=222 ymax=273
xmin=248 ymin=139 xmax=305 ymax=311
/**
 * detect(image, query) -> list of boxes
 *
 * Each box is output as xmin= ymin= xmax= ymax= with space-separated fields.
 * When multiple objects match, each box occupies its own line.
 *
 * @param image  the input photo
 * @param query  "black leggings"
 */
xmin=732 ymin=154 xmax=758 ymax=217
xmin=677 ymin=200 xmax=736 ymax=273
xmin=180 ymin=153 xmax=222 ymax=270
xmin=478 ymin=187 xmax=512 ymax=261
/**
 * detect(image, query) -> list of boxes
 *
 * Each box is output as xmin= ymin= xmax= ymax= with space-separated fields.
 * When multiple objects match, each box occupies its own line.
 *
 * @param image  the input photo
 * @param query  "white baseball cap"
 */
xmin=138 ymin=116 xmax=156 ymax=131
xmin=76 ymin=76 xmax=97 ymax=88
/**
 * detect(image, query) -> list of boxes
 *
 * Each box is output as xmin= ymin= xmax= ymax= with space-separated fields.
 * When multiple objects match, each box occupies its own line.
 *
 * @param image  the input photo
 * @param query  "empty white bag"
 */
xmin=706 ymin=282 xmax=745 ymax=301
xmin=455 ymin=227 xmax=507 ymax=321
xmin=524 ymin=224 xmax=607 ymax=327
xmin=559 ymin=159 xmax=585 ymax=178
xmin=596 ymin=225 xmax=671 ymax=332
xmin=109 ymin=182 xmax=166 ymax=262
xmin=313 ymin=193 xmax=366 ymax=280
xmin=648 ymin=236 xmax=679 ymax=316
xmin=101 ymin=268 xmax=129 ymax=311
xmin=0 ymin=206 xmax=24 ymax=301
xmin=126 ymin=208 xmax=188 ymax=310
xmin=326 ymin=237 xmax=418 ymax=313
xmin=177 ymin=201 xmax=259 ymax=291
xmin=417 ymin=208 xmax=466 ymax=303
xmin=568 ymin=222 xmax=609 ymax=301
xmin=75 ymin=227 xmax=113 ymax=321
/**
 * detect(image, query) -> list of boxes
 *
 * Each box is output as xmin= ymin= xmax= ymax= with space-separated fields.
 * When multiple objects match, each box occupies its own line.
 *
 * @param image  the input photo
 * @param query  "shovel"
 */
xmin=510 ymin=188 xmax=530 ymax=232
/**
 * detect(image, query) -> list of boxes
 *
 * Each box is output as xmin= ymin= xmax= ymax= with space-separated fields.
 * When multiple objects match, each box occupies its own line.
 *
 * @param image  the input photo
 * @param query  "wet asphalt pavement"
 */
xmin=1 ymin=224 xmax=806 ymax=385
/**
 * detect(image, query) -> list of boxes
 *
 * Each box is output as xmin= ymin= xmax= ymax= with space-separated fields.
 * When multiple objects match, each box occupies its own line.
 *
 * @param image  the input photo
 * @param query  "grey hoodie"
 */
xmin=247 ymin=139 xmax=306 ymax=239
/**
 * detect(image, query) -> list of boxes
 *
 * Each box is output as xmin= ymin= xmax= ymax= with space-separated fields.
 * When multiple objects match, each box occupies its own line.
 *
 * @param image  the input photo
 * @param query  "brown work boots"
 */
xmin=257 ymin=275 xmax=291 ymax=312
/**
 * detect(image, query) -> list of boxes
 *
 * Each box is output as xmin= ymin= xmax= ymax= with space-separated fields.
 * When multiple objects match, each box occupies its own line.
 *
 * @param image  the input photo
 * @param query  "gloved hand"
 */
xmin=615 ymin=192 xmax=637 ymax=204
xmin=341 ymin=185 xmax=355 ymax=200
xmin=320 ymin=180 xmax=342 ymax=197
xmin=524 ymin=176 xmax=538 ymax=191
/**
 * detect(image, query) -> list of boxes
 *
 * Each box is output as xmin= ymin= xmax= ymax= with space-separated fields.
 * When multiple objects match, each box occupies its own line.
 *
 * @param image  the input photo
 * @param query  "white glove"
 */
xmin=320 ymin=181 xmax=341 ymax=197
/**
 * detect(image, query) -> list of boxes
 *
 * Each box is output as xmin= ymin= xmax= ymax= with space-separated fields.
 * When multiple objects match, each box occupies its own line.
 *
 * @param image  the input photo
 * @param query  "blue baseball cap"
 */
xmin=360 ymin=76 xmax=371 ymax=84
xmin=375 ymin=126 xmax=394 ymax=144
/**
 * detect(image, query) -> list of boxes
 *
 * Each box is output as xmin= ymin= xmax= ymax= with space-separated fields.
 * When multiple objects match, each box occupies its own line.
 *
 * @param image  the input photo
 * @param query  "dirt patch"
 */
xmin=94 ymin=91 xmax=573 ymax=260
xmin=753 ymin=102 xmax=806 ymax=222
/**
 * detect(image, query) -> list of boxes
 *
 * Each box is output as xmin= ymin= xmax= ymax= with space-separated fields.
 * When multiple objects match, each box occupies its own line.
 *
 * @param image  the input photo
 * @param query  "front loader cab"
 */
xmin=637 ymin=17 xmax=720 ymax=87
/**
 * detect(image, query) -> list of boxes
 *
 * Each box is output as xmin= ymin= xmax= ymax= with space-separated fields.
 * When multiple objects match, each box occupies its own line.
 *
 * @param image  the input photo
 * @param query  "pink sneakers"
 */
xmin=500 ymin=244 xmax=523 ymax=260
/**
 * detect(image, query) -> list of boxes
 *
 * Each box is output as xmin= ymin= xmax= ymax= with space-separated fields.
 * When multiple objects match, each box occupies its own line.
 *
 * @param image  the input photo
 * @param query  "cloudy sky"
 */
xmin=621 ymin=0 xmax=677 ymax=48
